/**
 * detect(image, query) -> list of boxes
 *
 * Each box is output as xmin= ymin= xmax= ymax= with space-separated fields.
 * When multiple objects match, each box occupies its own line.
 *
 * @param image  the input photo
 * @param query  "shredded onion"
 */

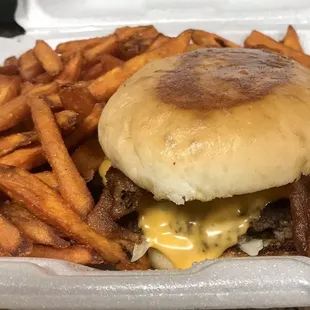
xmin=239 ymin=239 xmax=264 ymax=256
xmin=131 ymin=240 xmax=150 ymax=262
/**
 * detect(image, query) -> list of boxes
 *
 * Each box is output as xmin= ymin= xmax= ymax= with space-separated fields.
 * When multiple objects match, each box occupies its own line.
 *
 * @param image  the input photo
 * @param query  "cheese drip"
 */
xmin=138 ymin=187 xmax=288 ymax=269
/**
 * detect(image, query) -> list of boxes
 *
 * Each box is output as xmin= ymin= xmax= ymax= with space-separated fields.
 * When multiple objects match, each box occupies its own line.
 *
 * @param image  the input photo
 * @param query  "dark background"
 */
xmin=0 ymin=0 xmax=24 ymax=37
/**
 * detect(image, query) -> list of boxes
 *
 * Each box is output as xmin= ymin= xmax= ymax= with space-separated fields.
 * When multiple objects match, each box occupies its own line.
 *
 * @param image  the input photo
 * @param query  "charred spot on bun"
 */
xmin=98 ymin=48 xmax=310 ymax=269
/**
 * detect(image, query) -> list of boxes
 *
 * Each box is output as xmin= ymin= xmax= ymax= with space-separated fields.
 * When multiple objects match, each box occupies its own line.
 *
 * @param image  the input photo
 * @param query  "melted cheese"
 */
xmin=138 ymin=187 xmax=288 ymax=269
xmin=99 ymin=159 xmax=112 ymax=185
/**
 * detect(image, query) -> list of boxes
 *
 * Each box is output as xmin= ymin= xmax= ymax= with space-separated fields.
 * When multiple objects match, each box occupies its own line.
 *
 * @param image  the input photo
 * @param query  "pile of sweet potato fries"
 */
xmin=0 ymin=25 xmax=307 ymax=270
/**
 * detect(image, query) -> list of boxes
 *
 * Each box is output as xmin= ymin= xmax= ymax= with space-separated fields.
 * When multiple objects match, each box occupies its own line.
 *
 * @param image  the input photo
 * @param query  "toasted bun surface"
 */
xmin=99 ymin=48 xmax=310 ymax=204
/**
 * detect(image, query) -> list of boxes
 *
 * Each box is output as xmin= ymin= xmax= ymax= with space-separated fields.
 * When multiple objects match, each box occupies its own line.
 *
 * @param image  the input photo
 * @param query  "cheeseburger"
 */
xmin=98 ymin=48 xmax=310 ymax=269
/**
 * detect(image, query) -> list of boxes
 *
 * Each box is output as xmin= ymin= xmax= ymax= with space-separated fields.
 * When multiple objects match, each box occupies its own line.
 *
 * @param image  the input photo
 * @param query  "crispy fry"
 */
xmin=81 ymin=62 xmax=103 ymax=81
xmin=55 ymin=52 xmax=82 ymax=84
xmin=115 ymin=25 xmax=155 ymax=41
xmin=65 ymin=103 xmax=104 ymax=149
xmin=192 ymin=29 xmax=240 ymax=48
xmin=18 ymin=49 xmax=44 ymax=81
xmin=0 ymin=75 xmax=21 ymax=106
xmin=0 ymin=96 xmax=28 ymax=132
xmin=0 ymin=110 xmax=79 ymax=169
xmin=4 ymin=56 xmax=18 ymax=67
xmin=0 ymin=212 xmax=32 ymax=256
xmin=1 ymin=202 xmax=69 ymax=248
xmin=83 ymin=35 xmax=118 ymax=62
xmin=244 ymin=30 xmax=310 ymax=69
xmin=0 ymin=165 xmax=149 ymax=270
xmin=280 ymin=25 xmax=303 ymax=52
xmin=186 ymin=43 xmax=204 ymax=52
xmin=59 ymin=85 xmax=95 ymax=120
xmin=35 ymin=72 xmax=54 ymax=84
xmin=34 ymin=40 xmax=63 ymax=75
xmin=28 ymin=245 xmax=104 ymax=264
xmin=21 ymin=82 xmax=35 ymax=94
xmin=88 ymin=31 xmax=191 ymax=101
xmin=44 ymin=93 xmax=63 ymax=110
xmin=99 ymin=54 xmax=124 ymax=73
xmin=0 ymin=131 xmax=37 ymax=157
xmin=60 ymin=50 xmax=78 ymax=62
xmin=34 ymin=171 xmax=59 ymax=191
xmin=29 ymin=97 xmax=94 ymax=218
xmin=118 ymin=26 xmax=159 ymax=60
xmin=71 ymin=138 xmax=104 ymax=182
xmin=0 ymin=64 xmax=19 ymax=76
xmin=0 ymin=145 xmax=44 ymax=170
xmin=0 ymin=82 xmax=59 ymax=133
xmin=82 ymin=55 xmax=124 ymax=81
xmin=27 ymin=81 xmax=59 ymax=96
xmin=56 ymin=37 xmax=105 ymax=54
xmin=147 ymin=34 xmax=171 ymax=51
xmin=54 ymin=109 xmax=79 ymax=135
xmin=0 ymin=249 xmax=11 ymax=257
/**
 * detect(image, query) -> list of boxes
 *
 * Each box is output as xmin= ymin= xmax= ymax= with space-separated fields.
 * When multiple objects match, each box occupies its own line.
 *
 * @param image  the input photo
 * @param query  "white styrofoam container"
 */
xmin=0 ymin=0 xmax=309 ymax=309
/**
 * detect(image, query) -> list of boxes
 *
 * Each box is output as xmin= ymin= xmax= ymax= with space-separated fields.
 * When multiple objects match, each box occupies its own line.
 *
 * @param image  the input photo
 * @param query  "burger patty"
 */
xmin=104 ymin=169 xmax=295 ymax=258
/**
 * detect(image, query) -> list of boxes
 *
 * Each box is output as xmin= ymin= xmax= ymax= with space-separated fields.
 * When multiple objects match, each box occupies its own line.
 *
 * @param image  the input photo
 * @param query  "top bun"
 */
xmin=98 ymin=48 xmax=310 ymax=204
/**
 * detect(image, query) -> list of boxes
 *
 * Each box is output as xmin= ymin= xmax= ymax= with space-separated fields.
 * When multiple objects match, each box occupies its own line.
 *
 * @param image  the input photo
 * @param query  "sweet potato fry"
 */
xmin=0 ymin=131 xmax=37 ymax=157
xmin=34 ymin=40 xmax=63 ymax=75
xmin=44 ymin=93 xmax=63 ymax=110
xmin=0 ymin=212 xmax=32 ymax=256
xmin=0 ymin=110 xmax=78 ymax=169
xmin=147 ymin=34 xmax=171 ymax=51
xmin=191 ymin=29 xmax=240 ymax=48
xmin=118 ymin=26 xmax=159 ymax=60
xmin=81 ymin=62 xmax=103 ymax=81
xmin=60 ymin=50 xmax=78 ymax=62
xmin=56 ymin=37 xmax=105 ymax=54
xmin=0 ymin=95 xmax=28 ymax=132
xmin=244 ymin=30 xmax=310 ymax=69
xmin=280 ymin=25 xmax=303 ymax=52
xmin=0 ymin=64 xmax=19 ymax=76
xmin=0 ymin=75 xmax=21 ymax=106
xmin=28 ymin=245 xmax=104 ymax=265
xmin=0 ymin=165 xmax=149 ymax=270
xmin=55 ymin=52 xmax=82 ymax=84
xmin=71 ymin=138 xmax=104 ymax=182
xmin=83 ymin=35 xmax=118 ymax=62
xmin=88 ymin=31 xmax=191 ymax=101
xmin=35 ymin=72 xmax=54 ymax=84
xmin=29 ymin=97 xmax=94 ymax=218
xmin=115 ymin=25 xmax=156 ymax=41
xmin=21 ymin=82 xmax=35 ymax=94
xmin=54 ymin=109 xmax=79 ymax=135
xmin=0 ymin=82 xmax=59 ymax=133
xmin=4 ymin=56 xmax=18 ymax=67
xmin=65 ymin=103 xmax=104 ymax=149
xmin=59 ymin=85 xmax=95 ymax=120
xmin=0 ymin=145 xmax=44 ymax=170
xmin=34 ymin=171 xmax=59 ymax=191
xmin=27 ymin=81 xmax=59 ymax=96
xmin=82 ymin=55 xmax=124 ymax=81
xmin=18 ymin=49 xmax=44 ymax=81
xmin=99 ymin=54 xmax=124 ymax=73
xmin=1 ymin=202 xmax=69 ymax=248
xmin=186 ymin=43 xmax=204 ymax=52
xmin=0 ymin=249 xmax=11 ymax=257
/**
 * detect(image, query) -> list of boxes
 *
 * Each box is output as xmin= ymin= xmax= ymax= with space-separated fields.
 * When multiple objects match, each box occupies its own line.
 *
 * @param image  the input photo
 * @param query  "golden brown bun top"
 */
xmin=156 ymin=48 xmax=292 ymax=110
xmin=99 ymin=48 xmax=310 ymax=204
